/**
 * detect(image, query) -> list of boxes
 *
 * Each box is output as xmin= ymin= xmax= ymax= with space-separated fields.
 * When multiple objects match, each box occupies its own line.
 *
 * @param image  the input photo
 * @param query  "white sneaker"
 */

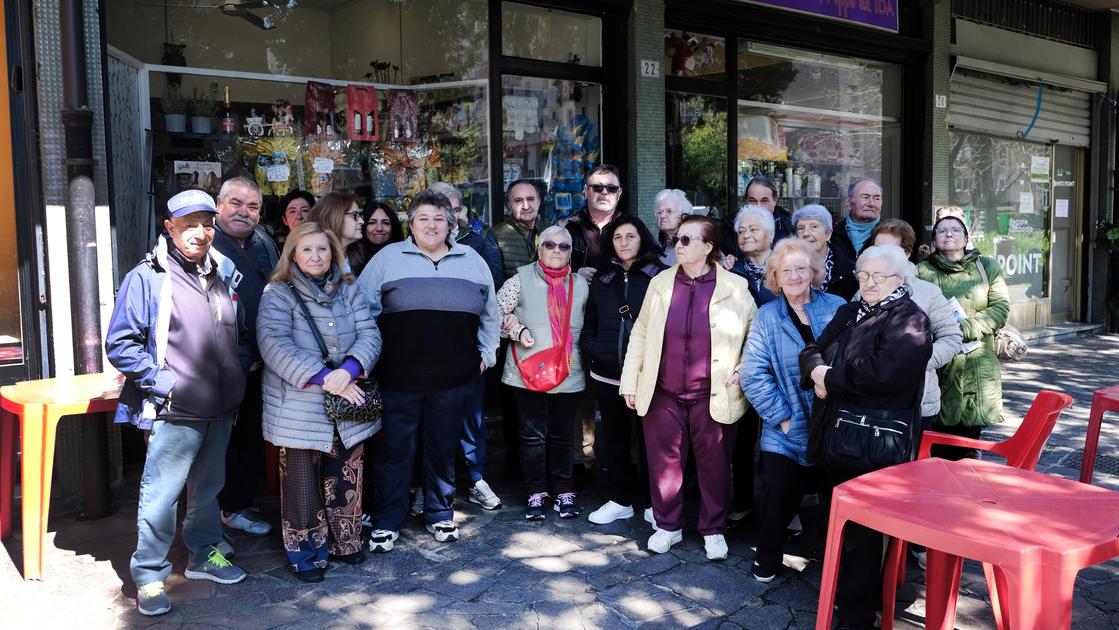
xmin=410 ymin=487 xmax=424 ymax=516
xmin=469 ymin=479 xmax=502 ymax=510
xmin=643 ymin=507 xmax=658 ymax=530
xmin=368 ymin=529 xmax=399 ymax=553
xmin=647 ymin=528 xmax=683 ymax=554
xmin=220 ymin=509 xmax=272 ymax=536
xmin=427 ymin=520 xmax=459 ymax=543
xmin=704 ymin=534 xmax=728 ymax=561
xmin=587 ymin=501 xmax=634 ymax=525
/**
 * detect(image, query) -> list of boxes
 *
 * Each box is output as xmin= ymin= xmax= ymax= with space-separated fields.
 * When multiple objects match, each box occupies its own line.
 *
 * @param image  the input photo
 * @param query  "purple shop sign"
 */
xmin=747 ymin=0 xmax=899 ymax=33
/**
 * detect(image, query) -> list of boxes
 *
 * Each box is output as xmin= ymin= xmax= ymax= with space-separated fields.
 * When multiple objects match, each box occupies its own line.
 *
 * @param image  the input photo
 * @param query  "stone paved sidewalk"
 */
xmin=2 ymin=335 xmax=1119 ymax=629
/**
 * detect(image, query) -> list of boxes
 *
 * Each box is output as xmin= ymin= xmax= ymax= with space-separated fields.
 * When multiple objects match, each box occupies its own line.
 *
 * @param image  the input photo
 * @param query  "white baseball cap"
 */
xmin=167 ymin=189 xmax=218 ymax=218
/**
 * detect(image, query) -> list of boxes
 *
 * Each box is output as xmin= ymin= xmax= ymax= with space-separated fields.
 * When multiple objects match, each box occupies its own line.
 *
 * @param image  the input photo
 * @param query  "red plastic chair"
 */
xmin=881 ymin=389 xmax=1075 ymax=630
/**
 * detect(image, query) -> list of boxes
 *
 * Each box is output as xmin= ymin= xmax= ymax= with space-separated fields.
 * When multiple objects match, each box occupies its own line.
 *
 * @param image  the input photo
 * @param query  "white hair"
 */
xmin=428 ymin=181 xmax=463 ymax=205
xmin=857 ymin=244 xmax=915 ymax=284
xmin=791 ymin=204 xmax=833 ymax=232
xmin=539 ymin=225 xmax=572 ymax=245
xmin=733 ymin=204 xmax=776 ymax=239
xmin=653 ymin=189 xmax=693 ymax=215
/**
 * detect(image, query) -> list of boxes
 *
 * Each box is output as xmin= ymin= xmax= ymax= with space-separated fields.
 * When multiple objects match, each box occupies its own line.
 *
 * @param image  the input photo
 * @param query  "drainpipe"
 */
xmin=61 ymin=0 xmax=111 ymax=519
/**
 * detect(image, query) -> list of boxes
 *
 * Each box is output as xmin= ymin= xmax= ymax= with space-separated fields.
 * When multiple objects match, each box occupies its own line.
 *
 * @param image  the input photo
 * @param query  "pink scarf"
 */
xmin=539 ymin=262 xmax=573 ymax=361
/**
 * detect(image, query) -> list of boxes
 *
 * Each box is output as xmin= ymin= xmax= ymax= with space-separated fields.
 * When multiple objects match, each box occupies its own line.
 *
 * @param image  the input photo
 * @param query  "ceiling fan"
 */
xmin=139 ymin=0 xmax=288 ymax=31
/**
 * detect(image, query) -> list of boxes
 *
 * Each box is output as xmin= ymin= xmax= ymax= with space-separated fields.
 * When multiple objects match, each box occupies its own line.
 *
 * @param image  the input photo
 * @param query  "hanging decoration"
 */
xmin=347 ymin=85 xmax=380 ymax=142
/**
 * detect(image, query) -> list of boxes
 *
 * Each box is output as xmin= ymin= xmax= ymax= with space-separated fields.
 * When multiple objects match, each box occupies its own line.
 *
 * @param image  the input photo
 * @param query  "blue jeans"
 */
xmin=131 ymin=417 xmax=234 ymax=587
xmin=459 ymin=373 xmax=487 ymax=484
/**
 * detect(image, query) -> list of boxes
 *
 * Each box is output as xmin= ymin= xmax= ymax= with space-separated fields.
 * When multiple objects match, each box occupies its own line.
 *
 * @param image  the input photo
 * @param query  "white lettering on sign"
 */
xmin=935 ymin=94 xmax=947 ymax=109
xmin=998 ymin=252 xmax=1043 ymax=277
xmin=640 ymin=60 xmax=660 ymax=78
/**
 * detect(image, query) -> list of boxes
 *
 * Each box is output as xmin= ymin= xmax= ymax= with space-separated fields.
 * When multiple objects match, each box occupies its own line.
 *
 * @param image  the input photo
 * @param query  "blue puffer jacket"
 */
xmin=740 ymin=289 xmax=844 ymax=465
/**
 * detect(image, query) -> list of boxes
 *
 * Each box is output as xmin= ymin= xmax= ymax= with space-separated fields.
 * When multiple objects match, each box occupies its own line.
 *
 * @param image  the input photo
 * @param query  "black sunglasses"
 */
xmin=541 ymin=240 xmax=572 ymax=251
xmin=587 ymin=184 xmax=622 ymax=194
xmin=671 ymin=235 xmax=706 ymax=247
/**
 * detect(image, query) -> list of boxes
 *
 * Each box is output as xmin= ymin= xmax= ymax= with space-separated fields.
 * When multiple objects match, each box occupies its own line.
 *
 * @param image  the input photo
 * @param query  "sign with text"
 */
xmin=746 ymin=0 xmax=899 ymax=33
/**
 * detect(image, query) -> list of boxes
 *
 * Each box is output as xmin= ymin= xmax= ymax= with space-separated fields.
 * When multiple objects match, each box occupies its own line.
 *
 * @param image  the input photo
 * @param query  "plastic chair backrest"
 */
xmin=991 ymin=390 xmax=1074 ymax=469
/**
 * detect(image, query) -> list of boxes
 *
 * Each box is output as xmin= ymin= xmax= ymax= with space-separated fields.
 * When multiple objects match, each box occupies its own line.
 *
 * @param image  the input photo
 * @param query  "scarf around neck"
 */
xmin=856 ymin=284 xmax=908 ymax=322
xmin=539 ymin=261 xmax=574 ymax=361
xmin=846 ymin=217 xmax=880 ymax=252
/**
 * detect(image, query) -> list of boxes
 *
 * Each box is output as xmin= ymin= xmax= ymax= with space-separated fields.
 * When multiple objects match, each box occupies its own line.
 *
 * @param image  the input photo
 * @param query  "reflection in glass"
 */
xmin=736 ymin=41 xmax=901 ymax=219
xmin=501 ymin=77 xmax=602 ymax=224
xmin=664 ymin=31 xmax=725 ymax=79
xmin=502 ymin=3 xmax=602 ymax=66
xmin=0 ymin=201 xmax=21 ymax=366
xmin=949 ymin=131 xmax=1051 ymax=302
xmin=666 ymin=93 xmax=727 ymax=217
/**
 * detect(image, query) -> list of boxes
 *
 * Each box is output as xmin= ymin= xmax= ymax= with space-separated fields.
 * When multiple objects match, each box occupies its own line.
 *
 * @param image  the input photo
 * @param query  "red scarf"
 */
xmin=539 ymin=261 xmax=573 ymax=361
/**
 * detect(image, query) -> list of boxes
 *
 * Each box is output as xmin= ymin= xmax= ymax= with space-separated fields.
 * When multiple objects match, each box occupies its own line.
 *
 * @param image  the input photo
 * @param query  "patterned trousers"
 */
xmin=279 ymin=434 xmax=364 ymax=572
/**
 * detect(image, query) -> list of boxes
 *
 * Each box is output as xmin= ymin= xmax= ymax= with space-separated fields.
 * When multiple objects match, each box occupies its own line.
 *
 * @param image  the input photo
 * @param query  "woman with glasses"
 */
xmin=800 ymin=245 xmax=931 ymax=630
xmin=740 ymin=238 xmax=844 ymax=583
xmin=309 ymin=191 xmax=368 ymax=274
xmin=620 ymin=216 xmax=757 ymax=561
xmin=793 ymin=204 xmax=858 ymax=300
xmin=653 ymin=188 xmax=692 ymax=266
xmin=917 ymin=215 xmax=1009 ymax=459
xmin=496 ymin=226 xmax=589 ymax=520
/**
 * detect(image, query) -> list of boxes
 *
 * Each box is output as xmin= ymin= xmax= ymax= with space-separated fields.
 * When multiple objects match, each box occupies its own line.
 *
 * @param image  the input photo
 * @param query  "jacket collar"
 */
xmin=401 ymin=235 xmax=470 ymax=259
xmin=150 ymin=234 xmax=240 ymax=290
xmin=598 ymin=258 xmax=659 ymax=284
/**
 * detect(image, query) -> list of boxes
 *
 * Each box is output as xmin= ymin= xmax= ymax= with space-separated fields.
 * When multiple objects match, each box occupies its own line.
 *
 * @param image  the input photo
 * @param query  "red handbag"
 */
xmin=511 ymin=275 xmax=574 ymax=392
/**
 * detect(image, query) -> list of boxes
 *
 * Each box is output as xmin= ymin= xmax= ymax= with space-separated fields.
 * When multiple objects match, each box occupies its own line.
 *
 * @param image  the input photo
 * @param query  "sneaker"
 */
xmin=221 ymin=509 xmax=272 ymax=536
xmin=368 ymin=529 xmax=399 ymax=553
xmin=427 ymin=520 xmax=459 ymax=542
xmin=587 ymin=500 xmax=634 ymax=525
xmin=726 ymin=509 xmax=751 ymax=523
xmin=409 ymin=488 xmax=424 ymax=516
xmin=525 ymin=492 xmax=548 ymax=520
xmin=647 ymin=528 xmax=683 ymax=554
xmin=704 ymin=534 xmax=728 ymax=561
xmin=360 ymin=513 xmax=373 ymax=529
xmin=643 ymin=507 xmax=658 ymax=530
xmin=136 ymin=581 xmax=171 ymax=616
xmin=752 ymin=560 xmax=776 ymax=583
xmin=215 ymin=534 xmax=235 ymax=560
xmin=184 ymin=546 xmax=246 ymax=584
xmin=469 ymin=479 xmax=502 ymax=510
xmin=553 ymin=492 xmax=579 ymax=519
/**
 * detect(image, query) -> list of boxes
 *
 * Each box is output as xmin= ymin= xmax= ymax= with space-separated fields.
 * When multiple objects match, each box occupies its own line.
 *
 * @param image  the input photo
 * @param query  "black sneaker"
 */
xmin=752 ymin=560 xmax=776 ymax=583
xmin=553 ymin=492 xmax=579 ymax=518
xmin=525 ymin=492 xmax=548 ymax=520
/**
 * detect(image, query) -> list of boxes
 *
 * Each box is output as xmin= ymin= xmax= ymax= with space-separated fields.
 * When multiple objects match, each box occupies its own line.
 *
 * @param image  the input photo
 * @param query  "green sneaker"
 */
xmin=136 ymin=580 xmax=171 ymax=616
xmin=184 ymin=545 xmax=246 ymax=584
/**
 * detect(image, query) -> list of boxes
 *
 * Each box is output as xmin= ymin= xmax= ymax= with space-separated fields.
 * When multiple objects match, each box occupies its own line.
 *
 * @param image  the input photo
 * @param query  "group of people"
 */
xmin=107 ymin=166 xmax=1010 ymax=630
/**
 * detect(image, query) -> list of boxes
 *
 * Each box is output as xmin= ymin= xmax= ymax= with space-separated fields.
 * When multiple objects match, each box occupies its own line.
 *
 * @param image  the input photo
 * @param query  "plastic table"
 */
xmin=816 ymin=457 xmax=1119 ymax=630
xmin=1080 ymin=383 xmax=1119 ymax=484
xmin=0 ymin=373 xmax=121 ymax=580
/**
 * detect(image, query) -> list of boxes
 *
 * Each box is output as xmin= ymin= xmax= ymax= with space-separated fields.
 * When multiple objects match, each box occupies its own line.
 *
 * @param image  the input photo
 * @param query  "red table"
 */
xmin=1081 ymin=384 xmax=1119 ymax=484
xmin=816 ymin=458 xmax=1119 ymax=630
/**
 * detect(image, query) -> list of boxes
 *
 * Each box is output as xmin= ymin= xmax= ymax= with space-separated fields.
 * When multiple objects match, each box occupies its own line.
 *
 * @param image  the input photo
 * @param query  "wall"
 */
xmin=628 ymin=0 xmax=665 ymax=225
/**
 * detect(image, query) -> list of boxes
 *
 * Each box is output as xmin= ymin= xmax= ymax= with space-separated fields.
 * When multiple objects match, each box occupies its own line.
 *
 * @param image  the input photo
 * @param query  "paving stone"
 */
xmin=761 ymin=574 xmax=818 ymax=613
xmin=1083 ymin=579 xmax=1119 ymax=612
xmin=588 ymin=551 xmax=684 ymax=590
xmin=728 ymin=602 xmax=793 ymax=630
xmin=598 ymin=579 xmax=699 ymax=623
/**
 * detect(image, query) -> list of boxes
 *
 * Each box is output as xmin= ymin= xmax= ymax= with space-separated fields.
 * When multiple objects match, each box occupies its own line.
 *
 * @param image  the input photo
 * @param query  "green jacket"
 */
xmin=917 ymin=251 xmax=1010 ymax=428
xmin=491 ymin=218 xmax=544 ymax=280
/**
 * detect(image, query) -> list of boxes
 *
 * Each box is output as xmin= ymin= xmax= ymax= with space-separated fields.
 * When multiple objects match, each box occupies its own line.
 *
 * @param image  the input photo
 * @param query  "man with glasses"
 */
xmin=211 ymin=177 xmax=280 ymax=541
xmin=566 ymin=164 xmax=627 ymax=281
xmin=828 ymin=178 xmax=884 ymax=300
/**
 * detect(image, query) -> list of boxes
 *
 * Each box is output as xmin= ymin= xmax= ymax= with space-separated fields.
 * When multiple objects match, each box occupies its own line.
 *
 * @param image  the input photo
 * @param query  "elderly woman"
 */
xmin=730 ymin=204 xmax=779 ymax=307
xmin=278 ymin=189 xmax=315 ymax=244
xmin=257 ymin=222 xmax=381 ymax=583
xmin=654 ymin=188 xmax=692 ymax=266
xmin=496 ymin=226 xmax=588 ymax=519
xmin=357 ymin=190 xmax=499 ymax=551
xmin=800 ymin=245 xmax=932 ymax=629
xmin=620 ymin=216 xmax=757 ymax=561
xmin=582 ymin=216 xmax=664 ymax=525
xmin=793 ymin=204 xmax=857 ymax=300
xmin=362 ymin=201 xmax=404 ymax=258
xmin=740 ymin=238 xmax=845 ymax=582
xmin=917 ymin=215 xmax=1009 ymax=459
xmin=310 ymin=191 xmax=367 ymax=274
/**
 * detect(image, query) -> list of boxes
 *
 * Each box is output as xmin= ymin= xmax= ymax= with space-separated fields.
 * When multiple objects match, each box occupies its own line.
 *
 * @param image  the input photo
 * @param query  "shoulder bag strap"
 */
xmin=974 ymin=257 xmax=990 ymax=288
xmin=287 ymin=281 xmax=333 ymax=365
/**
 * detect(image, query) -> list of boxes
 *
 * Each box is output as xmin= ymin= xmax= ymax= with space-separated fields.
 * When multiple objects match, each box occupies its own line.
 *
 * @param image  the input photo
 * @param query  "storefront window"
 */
xmin=664 ymin=31 xmax=725 ymax=79
xmin=736 ymin=41 xmax=902 ymax=218
xmin=666 ymin=93 xmax=727 ymax=216
xmin=501 ymin=76 xmax=602 ymax=223
xmin=948 ymin=131 xmax=1052 ymax=303
xmin=0 ymin=198 xmax=21 ymax=367
xmin=502 ymin=3 xmax=602 ymax=66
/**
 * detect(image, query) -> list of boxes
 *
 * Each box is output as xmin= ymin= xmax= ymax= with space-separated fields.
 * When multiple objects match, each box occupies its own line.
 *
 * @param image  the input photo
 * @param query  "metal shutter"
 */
xmin=948 ymin=68 xmax=1091 ymax=147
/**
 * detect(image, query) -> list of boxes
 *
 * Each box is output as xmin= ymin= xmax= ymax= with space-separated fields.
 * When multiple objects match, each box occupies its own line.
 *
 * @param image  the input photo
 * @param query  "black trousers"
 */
xmin=730 ymin=407 xmax=760 ymax=512
xmin=498 ymin=341 xmax=521 ymax=473
xmin=929 ymin=423 xmax=984 ymax=461
xmin=827 ymin=462 xmax=885 ymax=628
xmin=515 ymin=389 xmax=577 ymax=496
xmin=755 ymin=451 xmax=812 ymax=573
xmin=219 ymin=369 xmax=265 ymax=514
xmin=591 ymin=378 xmax=649 ymax=508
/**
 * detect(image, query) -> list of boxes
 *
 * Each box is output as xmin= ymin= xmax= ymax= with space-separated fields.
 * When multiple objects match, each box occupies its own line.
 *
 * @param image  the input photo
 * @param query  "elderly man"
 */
xmin=210 ymin=176 xmax=279 ymax=539
xmin=106 ymin=190 xmax=250 ymax=616
xmin=566 ymin=164 xmax=627 ymax=280
xmin=828 ymin=178 xmax=883 ymax=300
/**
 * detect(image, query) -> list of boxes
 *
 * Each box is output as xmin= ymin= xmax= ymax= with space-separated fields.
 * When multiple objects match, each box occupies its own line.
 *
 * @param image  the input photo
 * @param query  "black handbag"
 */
xmin=287 ymin=282 xmax=383 ymax=424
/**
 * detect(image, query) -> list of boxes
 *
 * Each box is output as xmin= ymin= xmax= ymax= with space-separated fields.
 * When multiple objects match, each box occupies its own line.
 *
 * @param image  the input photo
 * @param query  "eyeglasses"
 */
xmin=935 ymin=227 xmax=964 ymax=236
xmin=540 ymin=240 xmax=572 ymax=251
xmin=671 ymin=235 xmax=706 ymax=247
xmin=856 ymin=271 xmax=899 ymax=284
xmin=779 ymin=266 xmax=810 ymax=279
xmin=345 ymin=211 xmax=362 ymax=220
xmin=587 ymin=184 xmax=622 ymax=194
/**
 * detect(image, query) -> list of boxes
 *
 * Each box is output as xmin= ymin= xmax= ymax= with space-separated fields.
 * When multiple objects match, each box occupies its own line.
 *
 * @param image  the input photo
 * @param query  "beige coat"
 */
xmin=619 ymin=265 xmax=757 ymax=423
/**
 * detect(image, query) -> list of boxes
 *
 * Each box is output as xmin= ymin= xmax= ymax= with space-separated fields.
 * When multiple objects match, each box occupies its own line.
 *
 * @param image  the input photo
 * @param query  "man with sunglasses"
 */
xmin=566 ymin=164 xmax=627 ymax=281
xmin=211 ymin=177 xmax=280 ymax=542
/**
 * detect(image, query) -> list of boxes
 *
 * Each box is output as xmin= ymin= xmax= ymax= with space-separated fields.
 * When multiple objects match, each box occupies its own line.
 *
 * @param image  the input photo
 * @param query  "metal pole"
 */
xmin=61 ymin=0 xmax=111 ymax=519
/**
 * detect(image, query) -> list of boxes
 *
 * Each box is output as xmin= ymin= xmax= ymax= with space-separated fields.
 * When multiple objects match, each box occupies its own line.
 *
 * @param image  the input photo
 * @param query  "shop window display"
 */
xmin=502 ymin=2 xmax=602 ymax=66
xmin=664 ymin=30 xmax=725 ymax=79
xmin=666 ymin=93 xmax=727 ymax=215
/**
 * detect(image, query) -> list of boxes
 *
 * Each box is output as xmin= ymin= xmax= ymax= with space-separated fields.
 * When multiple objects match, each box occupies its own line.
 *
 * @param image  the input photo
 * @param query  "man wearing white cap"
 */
xmin=105 ymin=189 xmax=251 ymax=616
